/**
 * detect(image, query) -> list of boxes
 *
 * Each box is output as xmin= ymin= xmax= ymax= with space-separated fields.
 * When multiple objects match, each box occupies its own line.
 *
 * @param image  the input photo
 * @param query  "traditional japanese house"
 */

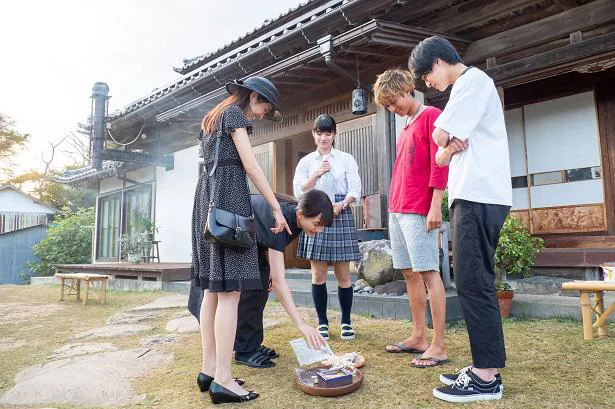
xmin=58 ymin=0 xmax=615 ymax=278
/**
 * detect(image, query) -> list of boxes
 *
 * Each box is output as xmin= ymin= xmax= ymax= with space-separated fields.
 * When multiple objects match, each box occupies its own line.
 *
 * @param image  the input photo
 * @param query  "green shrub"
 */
xmin=494 ymin=216 xmax=544 ymax=283
xmin=441 ymin=189 xmax=449 ymax=222
xmin=29 ymin=207 xmax=95 ymax=277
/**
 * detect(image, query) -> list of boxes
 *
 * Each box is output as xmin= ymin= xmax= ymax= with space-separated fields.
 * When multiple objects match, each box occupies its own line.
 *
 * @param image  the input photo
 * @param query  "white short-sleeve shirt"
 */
xmin=292 ymin=148 xmax=362 ymax=202
xmin=434 ymin=68 xmax=512 ymax=208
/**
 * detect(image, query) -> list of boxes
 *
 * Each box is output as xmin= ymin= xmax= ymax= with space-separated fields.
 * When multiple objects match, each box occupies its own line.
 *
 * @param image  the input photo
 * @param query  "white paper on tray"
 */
xmin=289 ymin=337 xmax=334 ymax=367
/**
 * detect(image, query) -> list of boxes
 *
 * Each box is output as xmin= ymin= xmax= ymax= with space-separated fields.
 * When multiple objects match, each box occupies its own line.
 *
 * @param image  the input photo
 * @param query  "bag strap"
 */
xmin=206 ymin=109 xmax=254 ymax=217
xmin=207 ymin=111 xmax=226 ymax=207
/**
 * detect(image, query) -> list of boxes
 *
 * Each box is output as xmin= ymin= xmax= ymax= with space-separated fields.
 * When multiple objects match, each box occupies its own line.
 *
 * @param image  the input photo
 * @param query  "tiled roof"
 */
xmin=117 ymin=0 xmax=351 ymax=118
xmin=173 ymin=0 xmax=320 ymax=74
xmin=54 ymin=161 xmax=143 ymax=186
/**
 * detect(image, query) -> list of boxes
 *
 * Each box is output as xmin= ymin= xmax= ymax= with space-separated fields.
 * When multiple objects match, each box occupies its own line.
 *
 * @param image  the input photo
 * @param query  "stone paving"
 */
xmin=0 ymin=294 xmax=192 ymax=408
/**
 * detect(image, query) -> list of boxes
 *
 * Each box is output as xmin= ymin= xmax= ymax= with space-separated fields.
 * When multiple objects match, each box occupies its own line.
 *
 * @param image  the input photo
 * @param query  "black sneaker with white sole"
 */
xmin=340 ymin=323 xmax=355 ymax=340
xmin=439 ymin=365 xmax=502 ymax=386
xmin=433 ymin=369 xmax=503 ymax=403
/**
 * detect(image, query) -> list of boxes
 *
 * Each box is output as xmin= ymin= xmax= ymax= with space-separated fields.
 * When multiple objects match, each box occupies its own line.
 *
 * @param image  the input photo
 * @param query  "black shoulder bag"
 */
xmin=203 ymin=115 xmax=256 ymax=249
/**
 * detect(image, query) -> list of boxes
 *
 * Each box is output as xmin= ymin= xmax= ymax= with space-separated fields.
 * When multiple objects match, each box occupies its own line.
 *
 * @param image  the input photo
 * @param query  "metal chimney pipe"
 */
xmin=91 ymin=82 xmax=109 ymax=169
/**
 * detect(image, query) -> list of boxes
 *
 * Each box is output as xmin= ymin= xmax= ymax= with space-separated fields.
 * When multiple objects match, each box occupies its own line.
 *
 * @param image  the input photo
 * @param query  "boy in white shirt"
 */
xmin=409 ymin=35 xmax=512 ymax=403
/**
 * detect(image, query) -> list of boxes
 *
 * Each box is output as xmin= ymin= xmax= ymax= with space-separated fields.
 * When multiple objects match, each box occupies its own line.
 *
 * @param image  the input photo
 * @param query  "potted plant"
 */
xmin=121 ymin=231 xmax=151 ymax=263
xmin=131 ymin=209 xmax=158 ymax=241
xmin=493 ymin=216 xmax=544 ymax=318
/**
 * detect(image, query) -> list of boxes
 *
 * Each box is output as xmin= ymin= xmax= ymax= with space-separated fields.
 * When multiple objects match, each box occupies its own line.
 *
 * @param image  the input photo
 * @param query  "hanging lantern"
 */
xmin=352 ymin=87 xmax=368 ymax=115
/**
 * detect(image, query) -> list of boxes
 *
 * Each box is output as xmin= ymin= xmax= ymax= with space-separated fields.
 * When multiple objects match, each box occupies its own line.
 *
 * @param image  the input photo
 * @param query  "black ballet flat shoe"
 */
xmin=197 ymin=373 xmax=245 ymax=392
xmin=208 ymin=381 xmax=259 ymax=404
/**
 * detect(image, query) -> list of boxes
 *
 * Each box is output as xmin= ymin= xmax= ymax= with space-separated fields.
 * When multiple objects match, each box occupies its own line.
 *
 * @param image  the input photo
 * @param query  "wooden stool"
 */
xmin=143 ymin=241 xmax=161 ymax=263
xmin=55 ymin=273 xmax=110 ymax=305
xmin=562 ymin=281 xmax=615 ymax=340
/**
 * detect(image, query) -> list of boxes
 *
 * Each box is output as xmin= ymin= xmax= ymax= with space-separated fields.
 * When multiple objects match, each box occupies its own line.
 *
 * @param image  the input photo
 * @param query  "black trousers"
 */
xmin=450 ymin=199 xmax=510 ymax=369
xmin=234 ymin=267 xmax=270 ymax=353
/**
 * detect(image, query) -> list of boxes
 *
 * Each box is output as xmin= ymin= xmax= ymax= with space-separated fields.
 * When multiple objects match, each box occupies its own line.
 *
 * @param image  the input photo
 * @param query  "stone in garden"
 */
xmin=107 ymin=310 xmax=161 ymax=325
xmin=140 ymin=334 xmax=182 ymax=347
xmin=166 ymin=315 xmax=199 ymax=333
xmin=353 ymin=278 xmax=368 ymax=289
xmin=356 ymin=240 xmax=403 ymax=287
xmin=363 ymin=286 xmax=374 ymax=293
xmin=73 ymin=323 xmax=155 ymax=339
xmin=375 ymin=280 xmax=407 ymax=296
xmin=49 ymin=343 xmax=117 ymax=360
xmin=129 ymin=295 xmax=188 ymax=311
xmin=0 ymin=349 xmax=172 ymax=407
xmin=517 ymin=276 xmax=579 ymax=296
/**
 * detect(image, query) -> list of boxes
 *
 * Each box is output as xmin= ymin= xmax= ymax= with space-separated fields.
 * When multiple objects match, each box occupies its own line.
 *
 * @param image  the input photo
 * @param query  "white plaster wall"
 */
xmin=530 ymin=179 xmax=604 ymax=208
xmin=99 ymin=178 xmax=124 ymax=195
xmin=524 ymin=91 xmax=600 ymax=174
xmin=154 ymin=146 xmax=200 ymax=262
xmin=512 ymin=188 xmax=530 ymax=211
xmin=0 ymin=190 xmax=55 ymax=214
xmin=505 ymin=108 xmax=527 ymax=177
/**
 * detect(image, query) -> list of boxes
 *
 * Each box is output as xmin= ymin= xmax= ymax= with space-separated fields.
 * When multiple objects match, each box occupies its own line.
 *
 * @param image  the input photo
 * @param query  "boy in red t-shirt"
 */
xmin=374 ymin=69 xmax=450 ymax=368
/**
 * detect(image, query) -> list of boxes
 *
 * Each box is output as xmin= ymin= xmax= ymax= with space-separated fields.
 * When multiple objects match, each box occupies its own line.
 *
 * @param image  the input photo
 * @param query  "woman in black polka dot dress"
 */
xmin=191 ymin=76 xmax=290 ymax=404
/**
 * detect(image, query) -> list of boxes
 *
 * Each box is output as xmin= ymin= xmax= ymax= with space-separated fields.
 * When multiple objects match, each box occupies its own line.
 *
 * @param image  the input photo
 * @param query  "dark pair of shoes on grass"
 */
xmin=318 ymin=323 xmax=356 ymax=341
xmin=434 ymin=365 xmax=503 ymax=403
xmin=197 ymin=373 xmax=258 ymax=404
xmin=234 ymin=344 xmax=280 ymax=368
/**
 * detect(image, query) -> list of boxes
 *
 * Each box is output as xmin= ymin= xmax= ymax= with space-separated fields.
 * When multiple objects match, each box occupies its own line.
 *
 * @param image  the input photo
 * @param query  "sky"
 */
xmin=0 ymin=0 xmax=302 ymax=176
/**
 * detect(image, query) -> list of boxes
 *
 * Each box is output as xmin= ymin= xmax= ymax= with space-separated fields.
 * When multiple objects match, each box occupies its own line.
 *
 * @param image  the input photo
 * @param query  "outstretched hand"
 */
xmin=299 ymin=323 xmax=326 ymax=350
xmin=271 ymin=208 xmax=293 ymax=235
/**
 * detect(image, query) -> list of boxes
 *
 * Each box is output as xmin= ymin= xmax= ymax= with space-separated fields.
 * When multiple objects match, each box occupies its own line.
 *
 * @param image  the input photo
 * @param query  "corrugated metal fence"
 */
xmin=0 ymin=225 xmax=48 ymax=284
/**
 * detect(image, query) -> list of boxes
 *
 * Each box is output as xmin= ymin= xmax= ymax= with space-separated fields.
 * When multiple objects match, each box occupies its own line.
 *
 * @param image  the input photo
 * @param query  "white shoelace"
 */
xmin=454 ymin=372 xmax=472 ymax=389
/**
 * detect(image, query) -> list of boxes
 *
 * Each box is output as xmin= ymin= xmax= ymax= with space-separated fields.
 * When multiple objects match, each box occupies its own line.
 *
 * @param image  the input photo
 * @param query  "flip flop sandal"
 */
xmin=384 ymin=342 xmax=426 ymax=354
xmin=235 ymin=350 xmax=275 ymax=369
xmin=411 ymin=355 xmax=450 ymax=368
xmin=317 ymin=324 xmax=329 ymax=341
xmin=341 ymin=323 xmax=355 ymax=340
xmin=259 ymin=345 xmax=280 ymax=359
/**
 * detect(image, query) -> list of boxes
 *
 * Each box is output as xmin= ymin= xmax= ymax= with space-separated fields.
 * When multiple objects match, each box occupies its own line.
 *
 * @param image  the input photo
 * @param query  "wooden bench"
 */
xmin=55 ymin=273 xmax=110 ymax=305
xmin=561 ymin=281 xmax=615 ymax=340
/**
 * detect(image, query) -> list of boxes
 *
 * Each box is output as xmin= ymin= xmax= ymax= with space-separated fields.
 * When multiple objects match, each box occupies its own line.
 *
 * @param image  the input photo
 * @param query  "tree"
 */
xmin=29 ymin=207 xmax=96 ymax=277
xmin=0 ymin=113 xmax=29 ymax=181
xmin=8 ymin=129 xmax=95 ymax=210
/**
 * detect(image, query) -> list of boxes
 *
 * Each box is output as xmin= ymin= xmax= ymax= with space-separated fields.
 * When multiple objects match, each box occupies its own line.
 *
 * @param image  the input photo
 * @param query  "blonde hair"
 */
xmin=373 ymin=68 xmax=415 ymax=107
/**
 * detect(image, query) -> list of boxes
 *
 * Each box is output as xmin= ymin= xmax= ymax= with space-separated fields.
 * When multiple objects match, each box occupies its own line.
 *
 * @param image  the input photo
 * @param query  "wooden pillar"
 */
xmin=82 ymin=279 xmax=89 ymax=305
xmin=58 ymin=277 xmax=65 ymax=301
xmin=596 ymin=79 xmax=615 ymax=235
xmin=595 ymin=291 xmax=607 ymax=337
xmin=580 ymin=291 xmax=593 ymax=340
xmin=375 ymin=106 xmax=395 ymax=231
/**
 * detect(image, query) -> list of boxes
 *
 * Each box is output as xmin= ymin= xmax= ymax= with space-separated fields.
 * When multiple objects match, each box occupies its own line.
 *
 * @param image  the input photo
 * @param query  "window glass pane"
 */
xmin=123 ymin=186 xmax=152 ymax=238
xmin=97 ymin=193 xmax=121 ymax=259
xmin=511 ymin=176 xmax=528 ymax=189
xmin=531 ymin=171 xmax=563 ymax=186
xmin=565 ymin=167 xmax=592 ymax=182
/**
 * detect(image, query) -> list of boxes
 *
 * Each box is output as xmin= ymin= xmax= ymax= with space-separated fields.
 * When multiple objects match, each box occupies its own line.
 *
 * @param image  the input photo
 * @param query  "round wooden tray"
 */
xmin=294 ymin=367 xmax=363 ymax=397
xmin=320 ymin=353 xmax=365 ymax=369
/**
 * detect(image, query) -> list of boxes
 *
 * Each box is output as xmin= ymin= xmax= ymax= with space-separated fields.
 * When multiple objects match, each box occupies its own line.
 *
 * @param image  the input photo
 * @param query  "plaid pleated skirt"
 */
xmin=297 ymin=194 xmax=361 ymax=262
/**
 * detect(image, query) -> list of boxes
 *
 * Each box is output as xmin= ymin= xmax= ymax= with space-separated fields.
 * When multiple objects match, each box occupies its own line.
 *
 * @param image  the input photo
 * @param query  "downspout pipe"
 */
xmin=91 ymin=82 xmax=109 ymax=170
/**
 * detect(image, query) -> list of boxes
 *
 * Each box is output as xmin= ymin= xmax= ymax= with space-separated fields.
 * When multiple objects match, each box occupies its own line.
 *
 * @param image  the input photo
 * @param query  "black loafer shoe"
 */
xmin=197 ymin=373 xmax=245 ymax=392
xmin=209 ymin=381 xmax=259 ymax=404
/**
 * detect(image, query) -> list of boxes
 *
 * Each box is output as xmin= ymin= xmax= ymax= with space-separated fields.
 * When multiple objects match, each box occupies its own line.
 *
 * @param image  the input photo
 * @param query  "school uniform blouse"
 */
xmin=292 ymin=147 xmax=362 ymax=203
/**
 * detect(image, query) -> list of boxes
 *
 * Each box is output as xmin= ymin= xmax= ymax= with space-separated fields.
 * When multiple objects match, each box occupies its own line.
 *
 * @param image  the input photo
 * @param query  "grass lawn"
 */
xmin=1 ymin=284 xmax=614 ymax=409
